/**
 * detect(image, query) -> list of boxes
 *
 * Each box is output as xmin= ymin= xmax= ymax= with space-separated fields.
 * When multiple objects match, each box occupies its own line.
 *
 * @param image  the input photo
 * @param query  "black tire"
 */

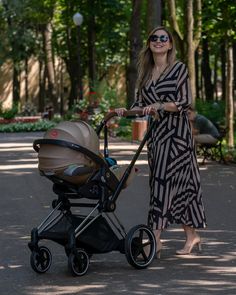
xmin=125 ymin=224 xmax=156 ymax=269
xmin=68 ymin=249 xmax=89 ymax=276
xmin=30 ymin=246 xmax=52 ymax=274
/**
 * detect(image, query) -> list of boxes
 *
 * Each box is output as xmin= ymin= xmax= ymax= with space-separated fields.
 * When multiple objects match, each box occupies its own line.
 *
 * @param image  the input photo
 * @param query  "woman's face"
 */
xmin=149 ymin=29 xmax=172 ymax=55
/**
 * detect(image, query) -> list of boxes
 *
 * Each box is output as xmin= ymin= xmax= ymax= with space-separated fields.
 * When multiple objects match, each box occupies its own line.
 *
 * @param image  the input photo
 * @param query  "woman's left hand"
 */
xmin=143 ymin=105 xmax=157 ymax=116
xmin=143 ymin=103 xmax=160 ymax=115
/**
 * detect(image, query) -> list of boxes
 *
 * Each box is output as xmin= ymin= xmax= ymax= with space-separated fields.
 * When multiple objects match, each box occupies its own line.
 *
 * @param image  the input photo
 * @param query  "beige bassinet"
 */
xmin=37 ymin=121 xmax=100 ymax=185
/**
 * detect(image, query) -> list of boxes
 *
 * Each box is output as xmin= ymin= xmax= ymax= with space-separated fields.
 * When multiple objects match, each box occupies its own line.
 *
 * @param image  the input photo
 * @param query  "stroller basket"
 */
xmin=39 ymin=213 xmax=122 ymax=254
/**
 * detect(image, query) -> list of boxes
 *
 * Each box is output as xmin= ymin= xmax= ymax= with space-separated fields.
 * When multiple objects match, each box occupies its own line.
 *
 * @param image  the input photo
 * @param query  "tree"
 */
xmin=2 ymin=0 xmax=24 ymax=106
xmin=147 ymin=0 xmax=162 ymax=32
xmin=126 ymin=0 xmax=143 ymax=107
xmin=201 ymin=0 xmax=235 ymax=148
xmin=225 ymin=43 xmax=234 ymax=148
xmin=167 ymin=0 xmax=202 ymax=104
xmin=87 ymin=0 xmax=96 ymax=92
xmin=42 ymin=22 xmax=57 ymax=110
xmin=201 ymin=36 xmax=214 ymax=100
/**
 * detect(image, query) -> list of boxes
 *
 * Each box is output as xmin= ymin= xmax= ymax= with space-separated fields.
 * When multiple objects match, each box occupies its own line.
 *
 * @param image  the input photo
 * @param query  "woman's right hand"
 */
xmin=114 ymin=108 xmax=127 ymax=117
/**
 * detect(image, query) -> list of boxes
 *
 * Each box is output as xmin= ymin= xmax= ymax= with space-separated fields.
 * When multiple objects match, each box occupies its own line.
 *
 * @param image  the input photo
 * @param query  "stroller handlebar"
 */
xmin=103 ymin=109 xmax=157 ymax=122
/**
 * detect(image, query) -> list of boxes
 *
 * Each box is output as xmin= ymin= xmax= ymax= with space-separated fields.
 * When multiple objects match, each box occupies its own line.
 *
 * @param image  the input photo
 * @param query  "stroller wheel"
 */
xmin=30 ymin=246 xmax=52 ymax=273
xmin=125 ymin=224 xmax=156 ymax=269
xmin=68 ymin=249 xmax=89 ymax=276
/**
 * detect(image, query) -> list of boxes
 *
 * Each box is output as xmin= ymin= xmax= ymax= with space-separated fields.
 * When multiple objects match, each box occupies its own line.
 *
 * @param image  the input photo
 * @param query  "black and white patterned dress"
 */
xmin=133 ymin=61 xmax=206 ymax=230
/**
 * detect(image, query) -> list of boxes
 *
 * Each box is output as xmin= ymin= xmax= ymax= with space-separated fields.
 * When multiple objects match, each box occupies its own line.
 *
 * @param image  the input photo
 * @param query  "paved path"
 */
xmin=0 ymin=133 xmax=236 ymax=295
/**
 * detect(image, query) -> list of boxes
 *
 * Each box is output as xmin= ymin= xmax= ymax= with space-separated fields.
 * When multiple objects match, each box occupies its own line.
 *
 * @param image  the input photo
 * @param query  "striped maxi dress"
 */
xmin=132 ymin=61 xmax=207 ymax=230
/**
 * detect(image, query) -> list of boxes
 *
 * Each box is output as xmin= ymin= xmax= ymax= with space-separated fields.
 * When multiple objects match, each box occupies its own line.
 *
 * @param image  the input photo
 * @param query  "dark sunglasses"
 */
xmin=149 ymin=34 xmax=169 ymax=43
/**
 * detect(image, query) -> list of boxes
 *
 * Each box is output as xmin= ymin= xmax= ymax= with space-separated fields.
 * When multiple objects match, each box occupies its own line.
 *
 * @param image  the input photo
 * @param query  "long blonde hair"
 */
xmin=136 ymin=26 xmax=176 ymax=92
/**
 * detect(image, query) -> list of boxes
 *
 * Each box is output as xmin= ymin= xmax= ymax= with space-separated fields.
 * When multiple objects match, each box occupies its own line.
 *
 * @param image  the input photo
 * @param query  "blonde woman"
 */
xmin=115 ymin=26 xmax=206 ymax=257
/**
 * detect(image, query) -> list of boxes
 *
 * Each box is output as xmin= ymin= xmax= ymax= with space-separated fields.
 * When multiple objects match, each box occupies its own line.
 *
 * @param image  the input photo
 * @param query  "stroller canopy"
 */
xmin=37 ymin=121 xmax=100 ymax=183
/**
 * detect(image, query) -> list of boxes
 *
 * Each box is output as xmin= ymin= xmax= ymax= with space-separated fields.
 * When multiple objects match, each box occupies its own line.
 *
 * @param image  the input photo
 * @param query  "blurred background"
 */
xmin=0 ymin=0 xmax=235 ymax=156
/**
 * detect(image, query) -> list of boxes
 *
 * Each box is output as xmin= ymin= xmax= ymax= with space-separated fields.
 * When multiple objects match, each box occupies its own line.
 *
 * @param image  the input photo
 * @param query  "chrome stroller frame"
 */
xmin=28 ymin=110 xmax=157 ymax=276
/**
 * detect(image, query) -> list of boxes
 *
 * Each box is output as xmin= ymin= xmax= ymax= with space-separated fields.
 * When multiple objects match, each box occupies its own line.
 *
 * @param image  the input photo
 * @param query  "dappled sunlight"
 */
xmin=206 ymin=241 xmax=229 ymax=245
xmin=205 ymin=266 xmax=236 ymax=274
xmin=1 ymin=136 xmax=236 ymax=294
xmin=110 ymin=150 xmax=147 ymax=156
xmin=7 ymin=158 xmax=38 ymax=162
xmin=0 ymin=171 xmax=34 ymax=175
xmin=174 ymin=279 xmax=236 ymax=286
xmin=0 ymin=147 xmax=34 ymax=152
xmin=0 ymin=163 xmax=38 ymax=170
xmin=214 ymin=252 xmax=236 ymax=262
xmin=140 ymin=283 xmax=161 ymax=289
xmin=102 ymin=144 xmax=147 ymax=151
xmin=19 ymin=235 xmax=31 ymax=240
xmin=7 ymin=264 xmax=22 ymax=269
xmin=175 ymin=254 xmax=219 ymax=259
xmin=118 ymin=160 xmax=148 ymax=165
xmin=25 ymin=285 xmax=107 ymax=295
xmin=199 ymin=165 xmax=208 ymax=170
xmin=0 ymin=143 xmax=33 ymax=147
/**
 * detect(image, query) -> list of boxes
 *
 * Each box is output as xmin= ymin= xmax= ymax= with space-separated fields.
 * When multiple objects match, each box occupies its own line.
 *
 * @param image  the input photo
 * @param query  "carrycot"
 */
xmin=37 ymin=121 xmax=100 ymax=185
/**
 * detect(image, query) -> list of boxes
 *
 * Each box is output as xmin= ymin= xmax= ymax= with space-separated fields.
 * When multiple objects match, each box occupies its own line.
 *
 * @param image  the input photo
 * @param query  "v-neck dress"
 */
xmin=132 ymin=61 xmax=206 ymax=229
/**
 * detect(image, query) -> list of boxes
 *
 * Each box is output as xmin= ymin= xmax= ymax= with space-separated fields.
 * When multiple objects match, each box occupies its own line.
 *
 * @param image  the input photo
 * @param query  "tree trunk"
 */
xmin=3 ymin=1 xmax=21 ymax=107
xmin=202 ymin=36 xmax=214 ymax=100
xmin=66 ymin=60 xmax=79 ymax=109
xmin=233 ymin=41 xmax=236 ymax=100
xmin=126 ymin=0 xmax=143 ymax=108
xmin=42 ymin=23 xmax=57 ymax=111
xmin=38 ymin=59 xmax=46 ymax=113
xmin=87 ymin=0 xmax=96 ymax=92
xmin=186 ymin=0 xmax=196 ymax=103
xmin=65 ymin=25 xmax=79 ymax=109
xmin=13 ymin=62 xmax=20 ymax=106
xmin=225 ymin=44 xmax=234 ymax=149
xmin=195 ymin=49 xmax=200 ymax=99
xmin=167 ymin=0 xmax=185 ymax=61
xmin=147 ymin=0 xmax=162 ymax=31
xmin=167 ymin=0 xmax=202 ymax=104
xmin=213 ymin=54 xmax=218 ymax=100
xmin=24 ymin=57 xmax=29 ymax=102
xmin=221 ymin=43 xmax=226 ymax=101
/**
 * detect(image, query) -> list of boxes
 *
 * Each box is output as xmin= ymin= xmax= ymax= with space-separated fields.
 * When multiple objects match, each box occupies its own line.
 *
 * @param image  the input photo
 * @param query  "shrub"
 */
xmin=195 ymin=99 xmax=225 ymax=125
xmin=0 ymin=120 xmax=57 ymax=133
xmin=0 ymin=103 xmax=18 ymax=119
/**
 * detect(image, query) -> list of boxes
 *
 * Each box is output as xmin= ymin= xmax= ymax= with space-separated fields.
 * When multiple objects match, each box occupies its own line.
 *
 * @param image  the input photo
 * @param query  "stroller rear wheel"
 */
xmin=68 ymin=249 xmax=89 ymax=276
xmin=125 ymin=224 xmax=156 ymax=269
xmin=30 ymin=246 xmax=52 ymax=273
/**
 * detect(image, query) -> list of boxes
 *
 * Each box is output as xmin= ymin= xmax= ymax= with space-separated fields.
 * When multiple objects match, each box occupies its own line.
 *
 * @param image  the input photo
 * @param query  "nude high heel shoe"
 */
xmin=176 ymin=237 xmax=202 ymax=255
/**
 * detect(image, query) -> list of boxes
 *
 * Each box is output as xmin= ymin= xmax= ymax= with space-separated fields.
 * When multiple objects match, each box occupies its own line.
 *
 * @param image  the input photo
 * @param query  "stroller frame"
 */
xmin=28 ymin=110 xmax=157 ymax=276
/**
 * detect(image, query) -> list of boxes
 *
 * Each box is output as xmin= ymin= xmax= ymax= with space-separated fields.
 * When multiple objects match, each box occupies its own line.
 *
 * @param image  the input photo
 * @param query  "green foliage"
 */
xmin=20 ymin=103 xmax=37 ymax=116
xmin=115 ymin=118 xmax=132 ymax=139
xmin=202 ymin=0 xmax=236 ymax=50
xmin=195 ymin=99 xmax=225 ymax=125
xmin=0 ymin=120 xmax=57 ymax=133
xmin=0 ymin=103 xmax=18 ymax=119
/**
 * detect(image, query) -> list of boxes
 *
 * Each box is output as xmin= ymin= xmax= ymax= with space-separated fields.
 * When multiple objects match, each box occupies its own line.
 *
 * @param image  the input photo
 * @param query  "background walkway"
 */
xmin=0 ymin=132 xmax=236 ymax=295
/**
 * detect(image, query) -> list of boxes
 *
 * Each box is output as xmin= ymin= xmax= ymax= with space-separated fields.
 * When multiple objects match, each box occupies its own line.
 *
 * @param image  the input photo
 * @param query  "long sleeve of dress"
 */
xmin=174 ymin=63 xmax=192 ymax=113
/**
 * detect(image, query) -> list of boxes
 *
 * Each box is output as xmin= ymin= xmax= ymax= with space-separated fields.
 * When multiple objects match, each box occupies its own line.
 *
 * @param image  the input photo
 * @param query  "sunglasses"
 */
xmin=149 ymin=34 xmax=169 ymax=43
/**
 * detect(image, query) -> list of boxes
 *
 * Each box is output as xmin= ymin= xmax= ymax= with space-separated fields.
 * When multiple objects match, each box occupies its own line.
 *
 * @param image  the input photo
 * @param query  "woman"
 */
xmin=115 ymin=26 xmax=206 ymax=257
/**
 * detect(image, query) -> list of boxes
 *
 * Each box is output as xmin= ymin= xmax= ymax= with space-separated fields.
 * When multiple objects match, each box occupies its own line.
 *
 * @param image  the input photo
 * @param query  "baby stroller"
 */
xmin=28 ymin=110 xmax=157 ymax=276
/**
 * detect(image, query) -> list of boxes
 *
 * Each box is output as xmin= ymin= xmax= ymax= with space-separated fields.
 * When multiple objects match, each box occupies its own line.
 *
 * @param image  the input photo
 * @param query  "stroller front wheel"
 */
xmin=30 ymin=246 xmax=52 ymax=273
xmin=68 ymin=249 xmax=89 ymax=276
xmin=125 ymin=224 xmax=156 ymax=269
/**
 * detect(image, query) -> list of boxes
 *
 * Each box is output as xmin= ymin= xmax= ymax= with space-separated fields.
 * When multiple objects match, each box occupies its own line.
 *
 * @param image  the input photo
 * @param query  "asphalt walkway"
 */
xmin=0 ymin=132 xmax=236 ymax=295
